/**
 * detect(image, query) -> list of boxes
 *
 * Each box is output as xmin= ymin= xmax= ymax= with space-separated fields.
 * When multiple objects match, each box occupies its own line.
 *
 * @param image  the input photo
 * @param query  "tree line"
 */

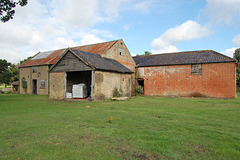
xmin=0 ymin=57 xmax=31 ymax=88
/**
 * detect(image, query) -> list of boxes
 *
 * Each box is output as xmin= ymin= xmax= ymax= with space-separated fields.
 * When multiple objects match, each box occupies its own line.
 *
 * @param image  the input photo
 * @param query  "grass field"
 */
xmin=0 ymin=83 xmax=11 ymax=90
xmin=0 ymin=94 xmax=240 ymax=159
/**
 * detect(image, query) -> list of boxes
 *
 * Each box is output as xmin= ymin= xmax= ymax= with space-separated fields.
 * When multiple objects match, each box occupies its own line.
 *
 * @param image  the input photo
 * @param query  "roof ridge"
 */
xmin=133 ymin=50 xmax=214 ymax=58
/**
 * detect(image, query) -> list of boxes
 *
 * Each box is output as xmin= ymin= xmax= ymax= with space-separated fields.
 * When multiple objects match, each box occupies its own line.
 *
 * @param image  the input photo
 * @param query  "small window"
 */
xmin=32 ymin=67 xmax=37 ymax=73
xmin=191 ymin=64 xmax=202 ymax=75
xmin=40 ymin=80 xmax=45 ymax=89
xmin=120 ymin=48 xmax=124 ymax=56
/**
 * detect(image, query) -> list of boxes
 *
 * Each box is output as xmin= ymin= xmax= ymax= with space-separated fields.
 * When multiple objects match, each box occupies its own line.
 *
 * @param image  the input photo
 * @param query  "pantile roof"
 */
xmin=20 ymin=40 xmax=119 ymax=67
xmin=133 ymin=50 xmax=236 ymax=67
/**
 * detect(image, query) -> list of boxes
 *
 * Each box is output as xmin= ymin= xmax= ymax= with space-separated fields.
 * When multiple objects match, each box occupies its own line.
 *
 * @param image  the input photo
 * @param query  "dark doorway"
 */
xmin=138 ymin=79 xmax=144 ymax=93
xmin=32 ymin=79 xmax=37 ymax=94
xmin=66 ymin=71 xmax=92 ymax=98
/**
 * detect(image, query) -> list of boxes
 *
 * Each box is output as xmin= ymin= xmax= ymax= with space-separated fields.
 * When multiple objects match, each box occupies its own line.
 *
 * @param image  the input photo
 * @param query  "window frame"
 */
xmin=32 ymin=66 xmax=37 ymax=73
xmin=40 ymin=80 xmax=45 ymax=89
xmin=120 ymin=48 xmax=124 ymax=56
xmin=191 ymin=64 xmax=202 ymax=75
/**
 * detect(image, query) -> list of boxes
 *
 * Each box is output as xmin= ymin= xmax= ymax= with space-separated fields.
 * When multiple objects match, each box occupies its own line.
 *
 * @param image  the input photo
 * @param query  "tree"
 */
xmin=144 ymin=51 xmax=152 ymax=56
xmin=233 ymin=48 xmax=240 ymax=87
xmin=0 ymin=59 xmax=12 ymax=87
xmin=0 ymin=0 xmax=28 ymax=23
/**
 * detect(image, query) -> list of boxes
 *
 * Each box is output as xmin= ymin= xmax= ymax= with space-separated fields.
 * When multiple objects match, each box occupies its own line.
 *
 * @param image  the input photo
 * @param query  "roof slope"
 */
xmin=20 ymin=40 xmax=119 ymax=67
xmin=71 ymin=49 xmax=133 ymax=73
xmin=133 ymin=50 xmax=236 ymax=67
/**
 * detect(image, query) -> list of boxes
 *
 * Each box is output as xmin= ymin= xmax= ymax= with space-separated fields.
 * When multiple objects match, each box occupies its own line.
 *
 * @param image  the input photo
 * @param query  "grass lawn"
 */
xmin=0 ymin=94 xmax=240 ymax=159
xmin=0 ymin=83 xmax=11 ymax=90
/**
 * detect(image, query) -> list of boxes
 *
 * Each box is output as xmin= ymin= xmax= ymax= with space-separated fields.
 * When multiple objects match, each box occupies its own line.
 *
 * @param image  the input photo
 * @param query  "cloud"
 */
xmin=151 ymin=20 xmax=212 ymax=54
xmin=204 ymin=0 xmax=240 ymax=24
xmin=221 ymin=47 xmax=238 ymax=58
xmin=233 ymin=34 xmax=240 ymax=46
xmin=0 ymin=0 xmax=133 ymax=64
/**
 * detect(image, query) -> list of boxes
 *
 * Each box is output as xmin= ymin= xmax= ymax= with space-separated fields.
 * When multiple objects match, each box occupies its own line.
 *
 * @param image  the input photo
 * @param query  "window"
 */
xmin=40 ymin=80 xmax=45 ymax=89
xmin=191 ymin=64 xmax=202 ymax=75
xmin=32 ymin=67 xmax=37 ymax=73
xmin=120 ymin=48 xmax=124 ymax=56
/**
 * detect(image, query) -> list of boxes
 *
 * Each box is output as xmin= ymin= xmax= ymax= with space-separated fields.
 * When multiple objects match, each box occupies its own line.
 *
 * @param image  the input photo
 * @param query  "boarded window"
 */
xmin=40 ymin=80 xmax=45 ymax=89
xmin=191 ymin=64 xmax=202 ymax=75
xmin=120 ymin=48 xmax=124 ymax=56
xmin=32 ymin=67 xmax=37 ymax=73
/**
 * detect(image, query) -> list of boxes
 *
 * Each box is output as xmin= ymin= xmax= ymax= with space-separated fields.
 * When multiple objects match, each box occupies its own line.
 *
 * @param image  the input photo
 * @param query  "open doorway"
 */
xmin=137 ymin=78 xmax=144 ymax=94
xmin=32 ymin=79 xmax=37 ymax=94
xmin=66 ymin=71 xmax=92 ymax=98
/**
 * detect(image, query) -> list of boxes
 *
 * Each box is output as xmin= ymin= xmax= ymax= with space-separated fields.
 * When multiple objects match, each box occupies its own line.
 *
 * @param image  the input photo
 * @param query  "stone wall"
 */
xmin=49 ymin=72 xmax=65 ymax=99
xmin=19 ymin=66 xmax=49 ymax=95
xmin=137 ymin=62 xmax=236 ymax=98
xmin=94 ymin=71 xmax=132 ymax=100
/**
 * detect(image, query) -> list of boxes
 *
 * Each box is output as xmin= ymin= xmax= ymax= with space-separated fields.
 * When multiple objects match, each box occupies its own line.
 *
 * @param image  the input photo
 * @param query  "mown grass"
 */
xmin=0 ymin=94 xmax=240 ymax=159
xmin=0 ymin=83 xmax=11 ymax=90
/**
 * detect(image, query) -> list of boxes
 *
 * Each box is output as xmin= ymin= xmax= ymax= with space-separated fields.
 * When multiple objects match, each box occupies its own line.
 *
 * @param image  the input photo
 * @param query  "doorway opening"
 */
xmin=137 ymin=78 xmax=144 ymax=94
xmin=32 ymin=79 xmax=37 ymax=94
xmin=66 ymin=71 xmax=92 ymax=99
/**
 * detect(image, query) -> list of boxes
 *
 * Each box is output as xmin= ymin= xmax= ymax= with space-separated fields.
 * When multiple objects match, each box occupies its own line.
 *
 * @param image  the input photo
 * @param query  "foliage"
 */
xmin=21 ymin=77 xmax=27 ymax=91
xmin=136 ymin=51 xmax=152 ymax=56
xmin=0 ymin=0 xmax=28 ymax=23
xmin=0 ymin=59 xmax=12 ymax=87
xmin=144 ymin=51 xmax=152 ymax=56
xmin=20 ymin=56 xmax=32 ymax=65
xmin=112 ymin=87 xmax=123 ymax=97
xmin=134 ymin=85 xmax=144 ymax=95
xmin=0 ymin=94 xmax=240 ymax=159
xmin=233 ymin=48 xmax=240 ymax=87
xmin=9 ymin=64 xmax=18 ymax=82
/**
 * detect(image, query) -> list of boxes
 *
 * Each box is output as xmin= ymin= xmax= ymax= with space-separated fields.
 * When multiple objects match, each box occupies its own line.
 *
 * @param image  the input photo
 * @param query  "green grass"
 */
xmin=0 ymin=83 xmax=11 ymax=90
xmin=0 ymin=94 xmax=240 ymax=159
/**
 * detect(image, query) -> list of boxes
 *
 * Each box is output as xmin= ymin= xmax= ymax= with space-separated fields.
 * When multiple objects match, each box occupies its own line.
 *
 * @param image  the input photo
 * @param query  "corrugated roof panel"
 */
xmin=31 ymin=51 xmax=54 ymax=60
xmin=20 ymin=40 xmax=119 ymax=67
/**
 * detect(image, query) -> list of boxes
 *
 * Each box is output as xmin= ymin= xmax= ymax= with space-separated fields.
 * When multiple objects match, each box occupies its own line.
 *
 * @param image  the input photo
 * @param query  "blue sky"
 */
xmin=0 ymin=0 xmax=240 ymax=64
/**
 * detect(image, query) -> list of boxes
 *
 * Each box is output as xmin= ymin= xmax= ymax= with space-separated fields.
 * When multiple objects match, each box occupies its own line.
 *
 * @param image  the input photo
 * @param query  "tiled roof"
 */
xmin=133 ymin=50 xmax=236 ymax=67
xmin=71 ymin=49 xmax=133 ymax=73
xmin=11 ymin=81 xmax=19 ymax=85
xmin=20 ymin=40 xmax=119 ymax=67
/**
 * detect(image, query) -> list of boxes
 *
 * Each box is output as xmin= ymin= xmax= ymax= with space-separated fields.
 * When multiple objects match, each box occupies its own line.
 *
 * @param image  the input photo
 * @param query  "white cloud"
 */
xmin=80 ymin=34 xmax=104 ymax=45
xmin=221 ymin=47 xmax=238 ymax=58
xmin=233 ymin=34 xmax=240 ymax=46
xmin=0 ymin=0 xmax=133 ymax=64
xmin=151 ymin=20 xmax=212 ymax=54
xmin=204 ymin=0 xmax=240 ymax=24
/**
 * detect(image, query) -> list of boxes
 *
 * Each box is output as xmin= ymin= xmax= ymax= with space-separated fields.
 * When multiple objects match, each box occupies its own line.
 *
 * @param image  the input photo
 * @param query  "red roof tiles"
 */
xmin=20 ymin=40 xmax=119 ymax=68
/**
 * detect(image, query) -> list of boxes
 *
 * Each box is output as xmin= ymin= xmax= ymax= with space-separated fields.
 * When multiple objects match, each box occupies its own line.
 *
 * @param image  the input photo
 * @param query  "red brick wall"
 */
xmin=137 ymin=62 xmax=236 ymax=98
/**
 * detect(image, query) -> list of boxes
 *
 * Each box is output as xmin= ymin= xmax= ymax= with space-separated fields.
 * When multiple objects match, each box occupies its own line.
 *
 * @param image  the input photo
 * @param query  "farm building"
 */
xmin=134 ymin=50 xmax=237 ymax=98
xmin=19 ymin=39 xmax=135 ymax=100
xmin=19 ymin=39 xmax=237 ymax=99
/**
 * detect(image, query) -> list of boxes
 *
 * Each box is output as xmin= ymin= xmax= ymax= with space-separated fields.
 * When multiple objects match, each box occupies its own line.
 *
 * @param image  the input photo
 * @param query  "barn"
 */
xmin=49 ymin=48 xmax=133 ymax=100
xmin=19 ymin=39 xmax=136 ymax=99
xmin=134 ymin=50 xmax=237 ymax=98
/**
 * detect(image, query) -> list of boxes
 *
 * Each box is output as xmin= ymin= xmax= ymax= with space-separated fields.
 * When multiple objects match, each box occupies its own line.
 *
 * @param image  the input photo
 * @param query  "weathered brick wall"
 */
xmin=49 ymin=72 xmax=65 ymax=99
xmin=19 ymin=67 xmax=31 ymax=94
xmin=94 ymin=71 xmax=132 ymax=100
xmin=137 ymin=63 xmax=236 ymax=98
xmin=19 ymin=66 xmax=49 ymax=94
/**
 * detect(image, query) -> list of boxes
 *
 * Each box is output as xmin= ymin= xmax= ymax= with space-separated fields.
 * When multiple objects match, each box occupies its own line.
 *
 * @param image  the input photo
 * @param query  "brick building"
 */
xmin=19 ymin=39 xmax=135 ymax=99
xmin=134 ymin=50 xmax=237 ymax=98
xmin=19 ymin=39 xmax=237 ymax=99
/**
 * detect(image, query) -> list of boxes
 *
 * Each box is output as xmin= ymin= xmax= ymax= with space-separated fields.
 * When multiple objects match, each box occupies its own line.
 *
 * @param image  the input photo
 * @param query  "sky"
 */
xmin=0 ymin=0 xmax=240 ymax=64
